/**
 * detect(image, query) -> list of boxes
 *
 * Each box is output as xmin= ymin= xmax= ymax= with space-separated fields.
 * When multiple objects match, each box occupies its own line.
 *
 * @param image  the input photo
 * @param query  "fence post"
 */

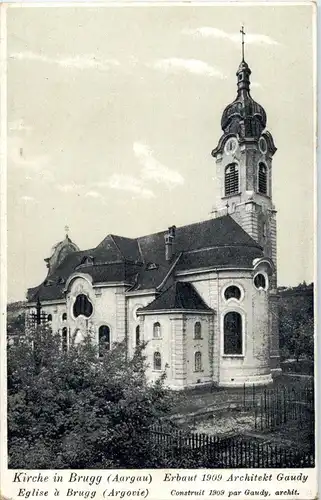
xmin=243 ymin=383 xmax=246 ymax=410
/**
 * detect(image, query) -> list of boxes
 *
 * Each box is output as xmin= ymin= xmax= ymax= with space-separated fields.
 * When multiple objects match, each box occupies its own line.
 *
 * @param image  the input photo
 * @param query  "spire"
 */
xmin=240 ymin=25 xmax=245 ymax=61
xmin=235 ymin=25 xmax=251 ymax=96
xmin=215 ymin=27 xmax=267 ymax=142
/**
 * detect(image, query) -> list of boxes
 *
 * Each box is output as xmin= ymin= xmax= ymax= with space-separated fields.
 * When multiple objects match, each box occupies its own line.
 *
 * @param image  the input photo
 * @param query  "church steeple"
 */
xmin=210 ymin=32 xmax=281 ymax=377
xmin=210 ymin=29 xmax=277 ymax=263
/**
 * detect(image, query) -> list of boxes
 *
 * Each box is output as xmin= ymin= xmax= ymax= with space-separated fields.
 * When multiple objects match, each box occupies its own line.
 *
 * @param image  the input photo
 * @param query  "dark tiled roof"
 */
xmin=27 ymin=215 xmax=263 ymax=302
xmin=176 ymin=245 xmax=263 ymax=271
xmin=139 ymin=282 xmax=212 ymax=312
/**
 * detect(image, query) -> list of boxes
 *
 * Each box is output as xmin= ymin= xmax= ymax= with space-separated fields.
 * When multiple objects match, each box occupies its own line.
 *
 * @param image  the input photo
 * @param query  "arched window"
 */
xmin=224 ymin=285 xmax=241 ymax=301
xmin=73 ymin=294 xmax=93 ymax=318
xmin=62 ymin=327 xmax=68 ymax=352
xmin=153 ymin=322 xmax=161 ymax=338
xmin=98 ymin=325 xmax=110 ymax=357
xmin=195 ymin=351 xmax=202 ymax=372
xmin=258 ymin=163 xmax=267 ymax=195
xmin=225 ymin=163 xmax=239 ymax=196
xmin=254 ymin=273 xmax=267 ymax=290
xmin=62 ymin=312 xmax=67 ymax=321
xmin=194 ymin=322 xmax=202 ymax=339
xmin=47 ymin=314 xmax=52 ymax=322
xmin=153 ymin=351 xmax=162 ymax=371
xmin=135 ymin=325 xmax=140 ymax=346
xmin=224 ymin=312 xmax=243 ymax=355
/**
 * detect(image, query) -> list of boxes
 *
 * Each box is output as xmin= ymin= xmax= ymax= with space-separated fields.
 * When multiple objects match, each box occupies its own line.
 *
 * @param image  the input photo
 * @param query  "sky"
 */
xmin=6 ymin=3 xmax=315 ymax=302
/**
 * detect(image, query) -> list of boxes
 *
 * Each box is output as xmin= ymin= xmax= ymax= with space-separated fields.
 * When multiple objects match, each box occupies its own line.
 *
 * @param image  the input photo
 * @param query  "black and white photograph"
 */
xmin=1 ymin=0 xmax=316 ymax=490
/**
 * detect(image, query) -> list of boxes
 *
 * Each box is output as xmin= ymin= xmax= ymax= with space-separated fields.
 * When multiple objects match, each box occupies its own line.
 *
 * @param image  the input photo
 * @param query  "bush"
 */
xmin=8 ymin=325 xmax=175 ymax=468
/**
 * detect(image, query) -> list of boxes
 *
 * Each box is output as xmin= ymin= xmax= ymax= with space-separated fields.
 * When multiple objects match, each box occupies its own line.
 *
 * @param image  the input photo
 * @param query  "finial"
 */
xmin=64 ymin=225 xmax=69 ymax=238
xmin=240 ymin=25 xmax=246 ymax=61
xmin=225 ymin=201 xmax=230 ymax=214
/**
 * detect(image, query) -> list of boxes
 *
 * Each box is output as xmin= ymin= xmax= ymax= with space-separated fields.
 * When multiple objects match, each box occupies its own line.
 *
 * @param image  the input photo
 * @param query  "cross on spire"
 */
xmin=64 ymin=225 xmax=69 ymax=238
xmin=240 ymin=25 xmax=246 ymax=61
xmin=225 ymin=201 xmax=230 ymax=214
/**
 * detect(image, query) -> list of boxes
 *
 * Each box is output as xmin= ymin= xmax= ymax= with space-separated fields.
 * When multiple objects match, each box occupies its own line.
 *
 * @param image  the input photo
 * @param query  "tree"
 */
xmin=287 ymin=317 xmax=314 ymax=362
xmin=8 ymin=325 xmax=177 ymax=469
xmin=278 ymin=284 xmax=314 ymax=361
xmin=7 ymin=301 xmax=26 ymax=339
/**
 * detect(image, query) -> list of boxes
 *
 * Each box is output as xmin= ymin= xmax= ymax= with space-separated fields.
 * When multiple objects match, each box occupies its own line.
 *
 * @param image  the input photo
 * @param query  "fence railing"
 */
xmin=251 ymin=386 xmax=314 ymax=432
xmin=148 ymin=384 xmax=315 ymax=468
xmin=149 ymin=426 xmax=315 ymax=468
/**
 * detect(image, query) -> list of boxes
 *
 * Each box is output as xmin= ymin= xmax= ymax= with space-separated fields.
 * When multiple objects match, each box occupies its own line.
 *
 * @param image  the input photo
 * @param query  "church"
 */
xmin=26 ymin=47 xmax=281 ymax=388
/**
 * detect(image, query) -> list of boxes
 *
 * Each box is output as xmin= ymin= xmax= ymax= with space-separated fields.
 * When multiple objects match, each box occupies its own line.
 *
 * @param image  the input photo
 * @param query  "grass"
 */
xmin=167 ymin=376 xmax=314 ymax=454
xmin=169 ymin=375 xmax=313 ymax=417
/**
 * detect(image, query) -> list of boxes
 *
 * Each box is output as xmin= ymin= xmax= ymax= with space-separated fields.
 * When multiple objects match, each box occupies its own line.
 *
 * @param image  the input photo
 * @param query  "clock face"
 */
xmin=224 ymin=138 xmax=238 ymax=155
xmin=259 ymin=137 xmax=267 ymax=154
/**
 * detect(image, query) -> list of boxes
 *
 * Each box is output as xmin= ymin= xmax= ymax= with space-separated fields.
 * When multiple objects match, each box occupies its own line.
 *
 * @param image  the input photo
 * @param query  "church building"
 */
xmin=26 ymin=48 xmax=281 ymax=388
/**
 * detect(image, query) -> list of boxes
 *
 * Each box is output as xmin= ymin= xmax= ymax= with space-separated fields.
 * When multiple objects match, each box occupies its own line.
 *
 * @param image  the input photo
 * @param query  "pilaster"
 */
xmin=115 ymin=287 xmax=126 ymax=342
xmin=170 ymin=314 xmax=187 ymax=387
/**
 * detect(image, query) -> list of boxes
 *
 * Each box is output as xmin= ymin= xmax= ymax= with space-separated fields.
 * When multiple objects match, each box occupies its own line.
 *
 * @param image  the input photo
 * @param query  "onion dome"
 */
xmin=221 ymin=60 xmax=267 ymax=139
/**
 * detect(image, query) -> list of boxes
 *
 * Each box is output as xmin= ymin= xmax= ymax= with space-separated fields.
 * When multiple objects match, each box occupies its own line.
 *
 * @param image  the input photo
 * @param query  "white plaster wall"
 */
xmin=65 ymin=277 xmax=124 ymax=346
xmin=177 ymin=271 xmax=272 ymax=386
xmin=126 ymin=294 xmax=156 ymax=357
xmin=184 ymin=315 xmax=212 ymax=385
xmin=140 ymin=313 xmax=172 ymax=385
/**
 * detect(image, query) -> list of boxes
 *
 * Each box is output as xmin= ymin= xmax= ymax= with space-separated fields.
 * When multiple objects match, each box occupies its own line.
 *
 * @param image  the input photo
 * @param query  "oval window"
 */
xmin=254 ymin=274 xmax=267 ymax=290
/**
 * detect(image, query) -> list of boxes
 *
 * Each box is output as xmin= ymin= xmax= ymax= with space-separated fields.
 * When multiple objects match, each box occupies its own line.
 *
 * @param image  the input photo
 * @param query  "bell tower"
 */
xmin=211 ymin=27 xmax=281 ymax=375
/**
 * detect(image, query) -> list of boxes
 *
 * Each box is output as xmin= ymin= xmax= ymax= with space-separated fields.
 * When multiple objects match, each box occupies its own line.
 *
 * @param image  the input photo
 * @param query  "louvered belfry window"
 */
xmin=225 ymin=163 xmax=239 ymax=196
xmin=258 ymin=163 xmax=267 ymax=194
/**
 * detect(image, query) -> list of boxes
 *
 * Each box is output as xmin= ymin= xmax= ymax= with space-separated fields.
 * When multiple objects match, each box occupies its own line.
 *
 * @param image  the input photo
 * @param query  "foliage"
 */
xmin=7 ymin=325 xmax=182 ymax=469
xmin=7 ymin=301 xmax=26 ymax=337
xmin=278 ymin=283 xmax=314 ymax=362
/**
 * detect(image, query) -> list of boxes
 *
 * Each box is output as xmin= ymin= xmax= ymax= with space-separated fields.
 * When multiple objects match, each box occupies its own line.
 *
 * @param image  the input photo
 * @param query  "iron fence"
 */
xmin=149 ymin=426 xmax=315 ymax=468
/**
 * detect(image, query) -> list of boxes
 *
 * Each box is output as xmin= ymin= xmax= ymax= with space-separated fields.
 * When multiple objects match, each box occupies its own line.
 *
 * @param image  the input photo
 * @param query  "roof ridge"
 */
xmin=137 ymin=215 xmax=230 ymax=241
xmin=110 ymin=234 xmax=125 ymax=259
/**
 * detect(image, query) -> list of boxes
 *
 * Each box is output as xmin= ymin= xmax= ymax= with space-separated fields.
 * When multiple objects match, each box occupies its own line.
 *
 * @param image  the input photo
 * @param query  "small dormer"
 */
xmin=79 ymin=255 xmax=95 ymax=267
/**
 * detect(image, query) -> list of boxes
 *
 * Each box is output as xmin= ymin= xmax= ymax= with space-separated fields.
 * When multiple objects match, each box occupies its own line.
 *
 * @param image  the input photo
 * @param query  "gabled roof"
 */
xmin=27 ymin=215 xmax=263 ymax=302
xmin=138 ymin=282 xmax=212 ymax=313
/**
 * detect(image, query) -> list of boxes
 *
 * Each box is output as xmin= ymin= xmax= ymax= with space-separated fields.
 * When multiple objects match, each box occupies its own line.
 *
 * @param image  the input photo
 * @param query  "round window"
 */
xmin=254 ymin=273 xmax=267 ymax=290
xmin=224 ymin=285 xmax=241 ymax=301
